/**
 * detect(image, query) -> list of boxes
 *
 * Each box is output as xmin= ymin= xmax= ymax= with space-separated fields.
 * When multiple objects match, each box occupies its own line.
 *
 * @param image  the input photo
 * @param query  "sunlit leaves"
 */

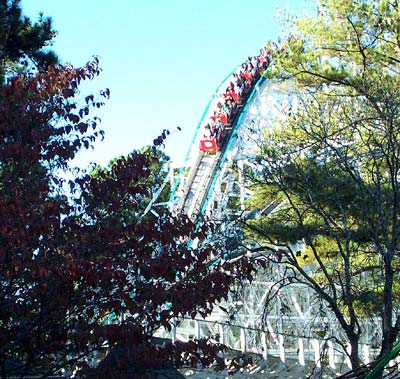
xmin=246 ymin=0 xmax=400 ymax=366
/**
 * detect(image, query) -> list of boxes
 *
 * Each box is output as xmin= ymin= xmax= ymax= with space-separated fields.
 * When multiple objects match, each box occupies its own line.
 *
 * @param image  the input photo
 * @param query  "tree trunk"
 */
xmin=380 ymin=255 xmax=395 ymax=359
xmin=349 ymin=336 xmax=360 ymax=369
xmin=1 ymin=360 xmax=6 ymax=379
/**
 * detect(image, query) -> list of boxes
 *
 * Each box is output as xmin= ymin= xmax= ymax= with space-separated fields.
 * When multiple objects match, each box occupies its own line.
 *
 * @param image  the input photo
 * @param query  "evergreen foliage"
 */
xmin=246 ymin=0 xmax=400 ymax=369
xmin=0 ymin=0 xmax=57 ymax=83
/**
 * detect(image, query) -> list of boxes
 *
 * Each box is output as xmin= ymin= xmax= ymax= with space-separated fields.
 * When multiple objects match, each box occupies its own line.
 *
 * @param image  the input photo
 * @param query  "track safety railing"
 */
xmin=157 ymin=317 xmax=384 ymax=375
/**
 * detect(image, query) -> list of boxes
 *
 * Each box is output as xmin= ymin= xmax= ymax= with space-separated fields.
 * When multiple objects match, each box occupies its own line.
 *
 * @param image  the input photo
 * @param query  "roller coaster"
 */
xmin=168 ymin=45 xmax=275 ymax=219
xmin=152 ymin=46 xmax=398 ymax=378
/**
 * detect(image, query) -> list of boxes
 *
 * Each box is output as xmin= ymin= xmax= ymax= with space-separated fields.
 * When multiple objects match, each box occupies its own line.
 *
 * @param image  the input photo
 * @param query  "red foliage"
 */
xmin=0 ymin=61 xmax=256 ymax=378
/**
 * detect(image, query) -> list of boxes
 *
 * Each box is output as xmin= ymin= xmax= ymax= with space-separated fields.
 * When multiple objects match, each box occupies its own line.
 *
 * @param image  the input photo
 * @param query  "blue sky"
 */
xmin=22 ymin=0 xmax=311 ymax=168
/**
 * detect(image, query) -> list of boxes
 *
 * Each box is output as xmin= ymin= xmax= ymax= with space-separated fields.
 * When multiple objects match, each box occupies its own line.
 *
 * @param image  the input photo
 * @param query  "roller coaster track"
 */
xmin=167 ymin=66 xmax=235 ymax=215
xmin=169 ymin=72 xmax=267 ymax=219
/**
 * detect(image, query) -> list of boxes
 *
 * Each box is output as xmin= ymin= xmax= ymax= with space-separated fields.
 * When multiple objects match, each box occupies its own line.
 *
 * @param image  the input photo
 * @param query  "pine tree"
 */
xmin=246 ymin=0 xmax=400 ymax=368
xmin=0 ymin=0 xmax=57 ymax=83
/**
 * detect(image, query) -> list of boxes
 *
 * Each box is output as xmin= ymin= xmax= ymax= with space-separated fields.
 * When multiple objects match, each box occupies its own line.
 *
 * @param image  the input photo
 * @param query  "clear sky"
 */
xmin=21 ymin=0 xmax=312 ymax=168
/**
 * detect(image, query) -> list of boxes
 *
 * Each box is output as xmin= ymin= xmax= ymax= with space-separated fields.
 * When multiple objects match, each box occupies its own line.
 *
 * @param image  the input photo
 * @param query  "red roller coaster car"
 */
xmin=199 ymin=138 xmax=219 ymax=152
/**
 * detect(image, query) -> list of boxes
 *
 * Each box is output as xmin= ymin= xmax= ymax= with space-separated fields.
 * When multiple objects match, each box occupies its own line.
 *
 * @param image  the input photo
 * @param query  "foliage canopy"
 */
xmin=245 ymin=0 xmax=400 ymax=368
xmin=0 ymin=2 xmax=255 ymax=378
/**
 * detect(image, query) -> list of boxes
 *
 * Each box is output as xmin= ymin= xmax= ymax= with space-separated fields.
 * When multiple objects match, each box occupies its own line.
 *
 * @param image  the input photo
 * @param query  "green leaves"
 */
xmin=245 ymin=0 xmax=400 ymax=366
xmin=0 ymin=0 xmax=58 ymax=83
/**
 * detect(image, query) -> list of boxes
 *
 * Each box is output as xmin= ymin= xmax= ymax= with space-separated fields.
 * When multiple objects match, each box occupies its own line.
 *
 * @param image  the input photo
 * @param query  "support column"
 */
xmin=363 ymin=344 xmax=370 ymax=365
xmin=218 ymin=323 xmax=224 ymax=344
xmin=312 ymin=339 xmax=321 ymax=368
xmin=298 ymin=337 xmax=305 ymax=367
xmin=346 ymin=343 xmax=352 ymax=368
xmin=328 ymin=340 xmax=335 ymax=369
xmin=240 ymin=328 xmax=247 ymax=353
xmin=195 ymin=320 xmax=201 ymax=340
xmin=279 ymin=334 xmax=285 ymax=364
xmin=262 ymin=332 xmax=268 ymax=360
xmin=237 ymin=159 xmax=246 ymax=212
xmin=171 ymin=318 xmax=177 ymax=343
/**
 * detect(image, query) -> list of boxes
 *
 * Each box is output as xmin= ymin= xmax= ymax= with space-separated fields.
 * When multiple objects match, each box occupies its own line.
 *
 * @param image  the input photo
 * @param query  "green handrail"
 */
xmin=168 ymin=66 xmax=239 ymax=204
xmin=364 ymin=342 xmax=400 ymax=379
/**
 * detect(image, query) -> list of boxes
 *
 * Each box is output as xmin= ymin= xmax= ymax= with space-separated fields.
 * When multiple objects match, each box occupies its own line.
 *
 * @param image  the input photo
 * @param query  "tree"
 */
xmin=0 ymin=0 xmax=57 ymax=83
xmin=0 ymin=58 xmax=103 ymax=378
xmin=0 ymin=15 xmax=255 ymax=379
xmin=244 ymin=0 xmax=400 ymax=369
xmin=89 ymin=145 xmax=172 ymax=226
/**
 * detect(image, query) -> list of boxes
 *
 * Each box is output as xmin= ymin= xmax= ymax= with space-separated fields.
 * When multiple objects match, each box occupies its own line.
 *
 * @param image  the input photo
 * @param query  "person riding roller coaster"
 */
xmin=199 ymin=43 xmax=273 ymax=153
